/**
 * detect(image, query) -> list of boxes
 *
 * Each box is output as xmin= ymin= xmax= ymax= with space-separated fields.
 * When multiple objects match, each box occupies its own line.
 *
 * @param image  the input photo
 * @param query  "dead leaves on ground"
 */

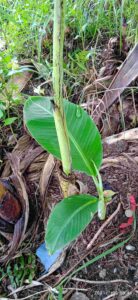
xmin=0 ymin=132 xmax=89 ymax=263
xmin=82 ymin=39 xmax=138 ymax=137
xmin=0 ymin=135 xmax=48 ymax=263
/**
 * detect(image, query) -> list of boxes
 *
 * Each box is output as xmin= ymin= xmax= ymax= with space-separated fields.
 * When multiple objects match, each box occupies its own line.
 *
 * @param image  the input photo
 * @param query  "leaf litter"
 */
xmin=0 ymin=38 xmax=138 ymax=299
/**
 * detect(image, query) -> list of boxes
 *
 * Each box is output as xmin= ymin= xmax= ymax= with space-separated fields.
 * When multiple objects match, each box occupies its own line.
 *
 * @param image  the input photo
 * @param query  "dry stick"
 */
xmin=8 ymin=281 xmax=43 ymax=296
xmin=103 ymin=292 xmax=118 ymax=300
xmin=103 ymin=128 xmax=138 ymax=145
xmin=131 ymin=88 xmax=137 ymax=123
xmin=103 ymin=284 xmax=138 ymax=300
xmin=120 ymin=286 xmax=138 ymax=300
xmin=123 ymin=153 xmax=138 ymax=165
xmin=72 ymin=278 xmax=130 ymax=285
xmin=87 ymin=202 xmax=121 ymax=250
xmin=1 ymin=289 xmax=49 ymax=300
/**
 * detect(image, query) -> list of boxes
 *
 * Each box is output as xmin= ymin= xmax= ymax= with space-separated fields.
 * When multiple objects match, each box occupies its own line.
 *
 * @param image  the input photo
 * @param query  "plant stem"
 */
xmin=92 ymin=170 xmax=106 ymax=220
xmin=53 ymin=0 xmax=72 ymax=175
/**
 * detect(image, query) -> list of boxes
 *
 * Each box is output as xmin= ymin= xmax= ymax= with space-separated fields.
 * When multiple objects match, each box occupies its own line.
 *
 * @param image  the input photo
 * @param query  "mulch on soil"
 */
xmin=0 ymin=130 xmax=137 ymax=299
xmin=0 ymin=37 xmax=138 ymax=299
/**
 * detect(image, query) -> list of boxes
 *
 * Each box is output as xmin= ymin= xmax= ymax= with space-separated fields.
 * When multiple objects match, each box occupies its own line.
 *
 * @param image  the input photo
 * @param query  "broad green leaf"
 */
xmin=45 ymin=194 xmax=98 ymax=254
xmin=4 ymin=117 xmax=17 ymax=125
xmin=24 ymin=97 xmax=102 ymax=175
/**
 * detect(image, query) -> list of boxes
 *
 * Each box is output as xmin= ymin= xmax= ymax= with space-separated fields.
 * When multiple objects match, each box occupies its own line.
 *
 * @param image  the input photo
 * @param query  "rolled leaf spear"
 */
xmin=52 ymin=0 xmax=72 ymax=194
xmin=53 ymin=0 xmax=71 ymax=174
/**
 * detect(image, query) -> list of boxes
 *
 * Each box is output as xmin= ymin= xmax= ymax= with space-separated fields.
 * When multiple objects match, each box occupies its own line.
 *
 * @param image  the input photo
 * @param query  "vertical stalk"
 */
xmin=53 ymin=0 xmax=72 ymax=175
xmin=91 ymin=164 xmax=105 ymax=220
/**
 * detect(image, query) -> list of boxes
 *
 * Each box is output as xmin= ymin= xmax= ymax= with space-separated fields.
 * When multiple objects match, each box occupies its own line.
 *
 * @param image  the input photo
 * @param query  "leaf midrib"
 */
xmin=68 ymin=131 xmax=94 ymax=175
xmin=29 ymin=100 xmax=53 ymax=117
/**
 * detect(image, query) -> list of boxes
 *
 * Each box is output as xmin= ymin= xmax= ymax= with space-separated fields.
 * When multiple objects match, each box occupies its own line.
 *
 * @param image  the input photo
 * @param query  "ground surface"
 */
xmin=0 ymin=35 xmax=138 ymax=299
xmin=0 ymin=128 xmax=138 ymax=300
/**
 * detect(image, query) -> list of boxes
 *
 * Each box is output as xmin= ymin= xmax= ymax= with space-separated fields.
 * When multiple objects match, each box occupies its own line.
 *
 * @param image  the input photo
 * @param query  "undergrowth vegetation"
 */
xmin=0 ymin=0 xmax=137 ymax=59
xmin=0 ymin=254 xmax=36 ymax=288
xmin=0 ymin=0 xmax=137 ymax=104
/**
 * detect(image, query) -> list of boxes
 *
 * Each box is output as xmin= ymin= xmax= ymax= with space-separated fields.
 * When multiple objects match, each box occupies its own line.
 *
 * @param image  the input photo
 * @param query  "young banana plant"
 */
xmin=24 ymin=0 xmax=107 ymax=254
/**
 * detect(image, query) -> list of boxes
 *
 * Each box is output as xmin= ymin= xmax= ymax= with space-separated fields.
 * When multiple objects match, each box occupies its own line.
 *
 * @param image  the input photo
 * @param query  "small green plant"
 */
xmin=67 ymin=49 xmax=93 ymax=74
xmin=24 ymin=0 xmax=108 ymax=254
xmin=0 ymin=254 xmax=36 ymax=288
xmin=0 ymin=52 xmax=31 ymax=127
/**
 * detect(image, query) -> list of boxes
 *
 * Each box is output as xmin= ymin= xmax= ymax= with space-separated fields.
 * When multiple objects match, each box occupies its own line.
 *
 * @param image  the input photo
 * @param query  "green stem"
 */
xmin=92 ymin=169 xmax=105 ymax=221
xmin=53 ymin=0 xmax=72 ymax=175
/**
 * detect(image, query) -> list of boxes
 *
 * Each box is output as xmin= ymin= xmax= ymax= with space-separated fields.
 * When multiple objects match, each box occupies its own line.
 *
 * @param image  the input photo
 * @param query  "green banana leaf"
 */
xmin=24 ymin=96 xmax=102 ymax=176
xmin=45 ymin=194 xmax=98 ymax=253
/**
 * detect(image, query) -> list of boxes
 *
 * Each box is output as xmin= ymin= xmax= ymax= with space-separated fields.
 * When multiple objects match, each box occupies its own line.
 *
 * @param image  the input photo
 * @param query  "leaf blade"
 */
xmin=45 ymin=194 xmax=98 ymax=253
xmin=24 ymin=96 xmax=102 ymax=175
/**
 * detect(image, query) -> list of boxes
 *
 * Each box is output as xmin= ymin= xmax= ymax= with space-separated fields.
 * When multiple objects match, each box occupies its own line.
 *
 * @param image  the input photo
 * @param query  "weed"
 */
xmin=0 ymin=254 xmax=36 ymax=289
xmin=0 ymin=0 xmax=52 ymax=58
xmin=0 ymin=52 xmax=32 ymax=127
xmin=0 ymin=0 xmax=137 ymax=106
xmin=0 ymin=0 xmax=137 ymax=59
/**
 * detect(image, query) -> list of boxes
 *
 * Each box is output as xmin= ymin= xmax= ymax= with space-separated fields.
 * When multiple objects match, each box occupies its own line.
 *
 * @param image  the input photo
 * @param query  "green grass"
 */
xmin=0 ymin=0 xmax=137 ymax=105
xmin=0 ymin=0 xmax=52 ymax=59
xmin=0 ymin=254 xmax=36 ymax=289
xmin=0 ymin=0 xmax=137 ymax=58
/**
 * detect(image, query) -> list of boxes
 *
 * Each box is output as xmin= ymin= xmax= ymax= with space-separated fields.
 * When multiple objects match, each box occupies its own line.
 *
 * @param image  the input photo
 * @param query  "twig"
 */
xmin=87 ymin=202 xmax=121 ymax=250
xmin=103 ymin=292 xmax=118 ymax=300
xmin=119 ymin=283 xmax=138 ymax=300
xmin=99 ymin=233 xmax=123 ymax=248
xmin=71 ymin=277 xmax=130 ymax=285
xmin=122 ymin=153 xmax=138 ymax=165
xmin=8 ymin=281 xmax=43 ymax=296
xmin=103 ymin=128 xmax=138 ymax=145
xmin=0 ymin=289 xmax=49 ymax=300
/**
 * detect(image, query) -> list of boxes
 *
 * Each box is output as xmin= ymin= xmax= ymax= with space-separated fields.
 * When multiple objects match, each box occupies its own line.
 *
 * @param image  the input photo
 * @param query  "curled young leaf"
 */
xmin=98 ymin=200 xmax=106 ymax=221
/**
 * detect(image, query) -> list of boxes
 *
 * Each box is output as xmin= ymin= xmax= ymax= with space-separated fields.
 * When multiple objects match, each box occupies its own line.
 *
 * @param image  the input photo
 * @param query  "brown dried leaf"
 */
xmin=67 ymin=183 xmax=79 ymax=197
xmin=0 ymin=71 xmax=32 ymax=102
xmin=20 ymin=146 xmax=44 ymax=173
xmin=2 ymin=135 xmax=46 ymax=179
xmin=76 ymin=180 xmax=88 ymax=194
xmin=39 ymin=154 xmax=55 ymax=206
xmin=0 ymin=153 xmax=29 ymax=263
xmin=7 ymin=71 xmax=32 ymax=98
xmin=93 ymin=43 xmax=138 ymax=124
